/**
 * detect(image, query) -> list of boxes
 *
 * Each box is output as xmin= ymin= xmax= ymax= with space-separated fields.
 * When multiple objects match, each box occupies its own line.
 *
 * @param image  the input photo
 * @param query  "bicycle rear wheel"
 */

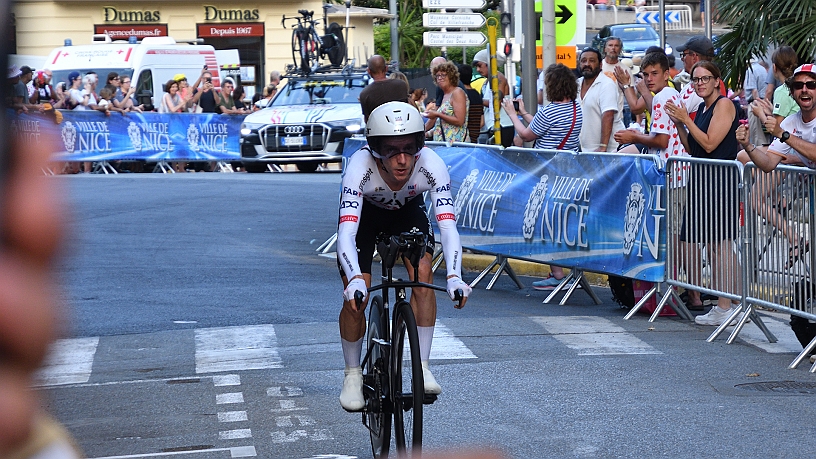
xmin=392 ymin=300 xmax=423 ymax=455
xmin=364 ymin=295 xmax=390 ymax=458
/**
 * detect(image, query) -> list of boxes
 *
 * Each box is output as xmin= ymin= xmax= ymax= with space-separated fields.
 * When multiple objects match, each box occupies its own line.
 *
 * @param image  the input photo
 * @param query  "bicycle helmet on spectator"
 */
xmin=365 ymin=101 xmax=425 ymax=159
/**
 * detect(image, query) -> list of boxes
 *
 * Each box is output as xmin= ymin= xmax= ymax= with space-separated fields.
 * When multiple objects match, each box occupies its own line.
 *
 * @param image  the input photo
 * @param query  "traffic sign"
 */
xmin=535 ymin=0 xmax=586 ymax=47
xmin=423 ymin=12 xmax=486 ymax=28
xmin=423 ymin=31 xmax=487 ymax=47
xmin=556 ymin=45 xmax=577 ymax=68
xmin=422 ymin=0 xmax=486 ymax=9
xmin=636 ymin=11 xmax=681 ymax=24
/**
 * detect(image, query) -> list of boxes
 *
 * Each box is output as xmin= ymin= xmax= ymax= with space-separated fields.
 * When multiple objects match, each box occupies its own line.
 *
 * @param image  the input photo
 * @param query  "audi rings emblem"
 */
xmin=284 ymin=125 xmax=305 ymax=135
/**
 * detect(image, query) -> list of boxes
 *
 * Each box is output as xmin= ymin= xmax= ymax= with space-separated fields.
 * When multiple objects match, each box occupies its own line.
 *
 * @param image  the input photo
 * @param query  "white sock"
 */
xmin=417 ymin=326 xmax=434 ymax=362
xmin=341 ymin=337 xmax=363 ymax=369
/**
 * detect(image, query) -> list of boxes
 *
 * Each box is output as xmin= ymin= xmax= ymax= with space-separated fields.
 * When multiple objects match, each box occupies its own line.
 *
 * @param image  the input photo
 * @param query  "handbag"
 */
xmin=557 ymin=101 xmax=577 ymax=150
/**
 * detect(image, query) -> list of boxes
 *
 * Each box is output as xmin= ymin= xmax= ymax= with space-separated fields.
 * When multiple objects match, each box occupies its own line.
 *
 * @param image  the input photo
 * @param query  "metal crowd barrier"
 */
xmin=660 ymin=157 xmax=773 ymax=336
xmin=742 ymin=164 xmax=815 ymax=371
xmin=660 ymin=158 xmax=816 ymax=371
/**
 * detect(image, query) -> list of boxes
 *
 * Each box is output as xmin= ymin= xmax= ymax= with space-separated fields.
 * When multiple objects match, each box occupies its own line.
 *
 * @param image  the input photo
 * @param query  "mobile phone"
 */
xmin=739 ymin=119 xmax=749 ymax=126
xmin=203 ymin=65 xmax=208 ymax=70
xmin=205 ymin=78 xmax=212 ymax=83
xmin=512 ymin=100 xmax=520 ymax=111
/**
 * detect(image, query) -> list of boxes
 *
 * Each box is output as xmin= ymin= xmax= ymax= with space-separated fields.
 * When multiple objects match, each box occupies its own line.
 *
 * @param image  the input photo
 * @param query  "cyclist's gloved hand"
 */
xmin=446 ymin=275 xmax=471 ymax=301
xmin=343 ymin=277 xmax=368 ymax=305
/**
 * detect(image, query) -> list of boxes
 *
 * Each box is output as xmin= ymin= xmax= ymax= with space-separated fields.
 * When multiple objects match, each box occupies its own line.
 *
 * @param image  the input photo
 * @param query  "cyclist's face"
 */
xmin=378 ymin=136 xmax=418 ymax=182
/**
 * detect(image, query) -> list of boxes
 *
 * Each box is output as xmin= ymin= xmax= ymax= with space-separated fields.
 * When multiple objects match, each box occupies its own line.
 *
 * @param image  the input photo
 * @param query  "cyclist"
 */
xmin=337 ymin=101 xmax=472 ymax=411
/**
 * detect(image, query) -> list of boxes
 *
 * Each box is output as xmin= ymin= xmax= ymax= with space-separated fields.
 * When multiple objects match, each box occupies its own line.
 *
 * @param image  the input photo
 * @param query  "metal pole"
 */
xmin=541 ymin=0 xmax=556 ymax=79
xmin=658 ymin=0 xmax=665 ymax=51
xmin=704 ymin=0 xmax=712 ymax=38
xmin=390 ymin=0 xmax=399 ymax=69
xmin=521 ymin=0 xmax=537 ymax=115
xmin=344 ymin=1 xmax=351 ymax=66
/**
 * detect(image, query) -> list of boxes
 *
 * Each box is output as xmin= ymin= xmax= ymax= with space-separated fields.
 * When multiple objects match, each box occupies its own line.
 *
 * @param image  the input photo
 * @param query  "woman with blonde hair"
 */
xmin=424 ymin=61 xmax=470 ymax=142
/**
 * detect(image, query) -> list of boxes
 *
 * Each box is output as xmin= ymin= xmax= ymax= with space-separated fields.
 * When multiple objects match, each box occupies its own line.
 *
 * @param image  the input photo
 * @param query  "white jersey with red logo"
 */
xmin=337 ymin=145 xmax=463 ymax=280
xmin=768 ymin=112 xmax=816 ymax=169
xmin=650 ymin=86 xmax=689 ymax=187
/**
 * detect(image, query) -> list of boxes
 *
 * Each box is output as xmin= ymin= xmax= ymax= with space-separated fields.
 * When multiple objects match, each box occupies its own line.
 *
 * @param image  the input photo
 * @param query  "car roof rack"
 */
xmin=283 ymin=61 xmax=368 ymax=79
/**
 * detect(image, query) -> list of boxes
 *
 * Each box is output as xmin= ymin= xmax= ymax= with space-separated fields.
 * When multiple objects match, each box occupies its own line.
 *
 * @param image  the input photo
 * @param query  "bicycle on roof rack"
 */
xmin=353 ymin=230 xmax=464 ymax=458
xmin=282 ymin=7 xmax=346 ymax=76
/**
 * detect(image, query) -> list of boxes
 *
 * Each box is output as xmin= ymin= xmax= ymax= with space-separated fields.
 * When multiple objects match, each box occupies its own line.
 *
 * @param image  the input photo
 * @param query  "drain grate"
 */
xmin=735 ymin=381 xmax=816 ymax=394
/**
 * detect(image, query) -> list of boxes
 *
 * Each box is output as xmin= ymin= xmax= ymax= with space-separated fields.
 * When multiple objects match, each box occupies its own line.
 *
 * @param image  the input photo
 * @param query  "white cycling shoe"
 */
xmin=340 ymin=366 xmax=365 ymax=411
xmin=422 ymin=361 xmax=442 ymax=395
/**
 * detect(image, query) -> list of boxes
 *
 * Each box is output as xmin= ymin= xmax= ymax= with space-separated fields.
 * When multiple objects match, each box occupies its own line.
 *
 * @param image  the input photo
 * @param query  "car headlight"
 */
xmin=240 ymin=122 xmax=263 ymax=136
xmin=327 ymin=120 xmax=363 ymax=133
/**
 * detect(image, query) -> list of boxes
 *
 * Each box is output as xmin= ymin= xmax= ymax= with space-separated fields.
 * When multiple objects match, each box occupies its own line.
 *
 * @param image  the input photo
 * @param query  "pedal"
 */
xmin=422 ymin=393 xmax=438 ymax=405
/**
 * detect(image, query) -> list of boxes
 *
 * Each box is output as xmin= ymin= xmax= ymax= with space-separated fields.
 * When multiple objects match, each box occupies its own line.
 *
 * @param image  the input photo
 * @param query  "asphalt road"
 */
xmin=37 ymin=172 xmax=816 ymax=459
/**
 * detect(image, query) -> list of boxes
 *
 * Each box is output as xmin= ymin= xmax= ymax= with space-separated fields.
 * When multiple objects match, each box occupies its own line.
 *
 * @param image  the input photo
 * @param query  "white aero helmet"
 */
xmin=365 ymin=101 xmax=425 ymax=159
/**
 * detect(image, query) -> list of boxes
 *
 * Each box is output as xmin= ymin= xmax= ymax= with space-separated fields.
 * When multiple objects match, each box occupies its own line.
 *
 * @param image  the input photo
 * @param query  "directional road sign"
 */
xmin=423 ymin=31 xmax=487 ymax=47
xmin=423 ymin=12 xmax=486 ymax=28
xmin=422 ymin=0 xmax=486 ymax=9
xmin=636 ymin=11 xmax=681 ymax=23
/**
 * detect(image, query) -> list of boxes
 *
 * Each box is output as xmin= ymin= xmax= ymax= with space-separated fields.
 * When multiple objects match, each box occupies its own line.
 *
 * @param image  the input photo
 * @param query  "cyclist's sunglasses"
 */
xmin=790 ymin=80 xmax=816 ymax=90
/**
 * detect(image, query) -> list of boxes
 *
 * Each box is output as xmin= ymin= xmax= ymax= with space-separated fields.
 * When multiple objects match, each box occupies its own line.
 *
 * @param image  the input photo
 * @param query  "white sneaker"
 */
xmin=339 ymin=366 xmax=364 ymax=411
xmin=421 ymin=361 xmax=442 ymax=395
xmin=695 ymin=306 xmax=739 ymax=326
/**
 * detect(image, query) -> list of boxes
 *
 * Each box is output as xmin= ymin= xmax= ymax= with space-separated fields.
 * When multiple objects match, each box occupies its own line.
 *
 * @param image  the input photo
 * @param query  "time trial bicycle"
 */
xmin=353 ymin=230 xmax=464 ymax=458
xmin=282 ymin=8 xmax=345 ymax=75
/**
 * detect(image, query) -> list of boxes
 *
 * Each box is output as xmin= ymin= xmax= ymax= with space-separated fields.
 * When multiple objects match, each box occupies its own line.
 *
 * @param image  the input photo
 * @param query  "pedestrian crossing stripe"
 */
xmin=195 ymin=325 xmax=283 ymax=374
xmin=32 ymin=315 xmax=807 ymax=387
xmin=531 ymin=316 xmax=663 ymax=355
xmin=34 ymin=337 xmax=99 ymax=387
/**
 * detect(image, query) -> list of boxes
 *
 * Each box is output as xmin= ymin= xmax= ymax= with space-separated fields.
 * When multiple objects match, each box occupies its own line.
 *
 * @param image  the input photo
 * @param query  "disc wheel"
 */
xmin=325 ymin=22 xmax=346 ymax=66
xmin=365 ymin=295 xmax=391 ymax=459
xmin=392 ymin=301 xmax=423 ymax=455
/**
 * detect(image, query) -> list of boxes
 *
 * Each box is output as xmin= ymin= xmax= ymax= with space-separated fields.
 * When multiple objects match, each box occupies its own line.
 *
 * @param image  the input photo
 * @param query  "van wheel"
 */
xmin=296 ymin=162 xmax=318 ymax=173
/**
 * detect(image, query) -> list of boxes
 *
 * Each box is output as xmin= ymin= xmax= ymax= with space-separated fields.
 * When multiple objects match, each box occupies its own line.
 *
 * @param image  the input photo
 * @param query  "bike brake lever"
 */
xmin=354 ymin=290 xmax=365 ymax=312
xmin=454 ymin=288 xmax=464 ymax=309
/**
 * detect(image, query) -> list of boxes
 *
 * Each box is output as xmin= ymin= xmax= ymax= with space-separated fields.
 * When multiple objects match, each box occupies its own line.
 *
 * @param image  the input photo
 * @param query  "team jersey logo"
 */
xmin=339 ymin=215 xmax=359 ymax=223
xmin=436 ymin=212 xmax=455 ymax=221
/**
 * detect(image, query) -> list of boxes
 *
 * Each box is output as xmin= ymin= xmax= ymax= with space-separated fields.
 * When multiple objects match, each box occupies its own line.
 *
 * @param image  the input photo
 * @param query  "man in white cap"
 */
xmin=737 ymin=64 xmax=816 ymax=171
xmin=472 ymin=48 xmax=513 ymax=146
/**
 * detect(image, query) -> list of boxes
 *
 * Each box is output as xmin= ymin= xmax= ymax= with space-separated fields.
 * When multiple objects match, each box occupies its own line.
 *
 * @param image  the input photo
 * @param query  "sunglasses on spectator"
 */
xmin=791 ymin=80 xmax=816 ymax=90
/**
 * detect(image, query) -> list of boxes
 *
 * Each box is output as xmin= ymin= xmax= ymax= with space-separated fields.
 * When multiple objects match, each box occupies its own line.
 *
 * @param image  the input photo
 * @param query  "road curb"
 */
xmin=462 ymin=253 xmax=610 ymax=287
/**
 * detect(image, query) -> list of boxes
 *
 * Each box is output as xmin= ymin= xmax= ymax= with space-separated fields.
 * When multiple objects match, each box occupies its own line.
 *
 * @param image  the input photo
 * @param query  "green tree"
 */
xmin=715 ymin=0 xmax=816 ymax=87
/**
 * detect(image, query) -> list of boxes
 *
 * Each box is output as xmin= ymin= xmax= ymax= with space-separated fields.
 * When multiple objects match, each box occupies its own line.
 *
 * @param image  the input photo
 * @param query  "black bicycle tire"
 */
xmin=366 ymin=295 xmax=391 ymax=458
xmin=392 ymin=300 xmax=423 ymax=454
xmin=306 ymin=30 xmax=321 ymax=72
xmin=326 ymin=22 xmax=346 ymax=66
xmin=291 ymin=29 xmax=305 ymax=74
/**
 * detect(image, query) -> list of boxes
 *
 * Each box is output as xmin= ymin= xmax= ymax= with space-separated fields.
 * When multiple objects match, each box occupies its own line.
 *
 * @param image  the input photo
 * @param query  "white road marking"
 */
xmin=430 ymin=321 xmax=477 ymax=360
xmin=735 ymin=312 xmax=803 ymax=353
xmin=230 ymin=446 xmax=256 ymax=457
xmin=195 ymin=325 xmax=282 ymax=374
xmin=271 ymin=430 xmax=308 ymax=443
xmin=219 ymin=429 xmax=252 ymax=440
xmin=87 ymin=446 xmax=254 ymax=458
xmin=267 ymin=386 xmax=303 ymax=397
xmin=216 ymin=392 xmax=244 ymax=404
xmin=531 ymin=316 xmax=662 ymax=355
xmin=276 ymin=415 xmax=315 ymax=427
xmin=34 ymin=337 xmax=100 ymax=387
xmin=213 ymin=374 xmax=241 ymax=387
xmin=271 ymin=399 xmax=307 ymax=412
xmin=217 ymin=411 xmax=248 ymax=423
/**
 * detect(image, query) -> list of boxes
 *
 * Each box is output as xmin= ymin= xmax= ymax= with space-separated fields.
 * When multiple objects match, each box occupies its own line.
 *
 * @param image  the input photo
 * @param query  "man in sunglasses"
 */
xmin=737 ymin=64 xmax=816 ymax=171
xmin=335 ymin=101 xmax=471 ymax=411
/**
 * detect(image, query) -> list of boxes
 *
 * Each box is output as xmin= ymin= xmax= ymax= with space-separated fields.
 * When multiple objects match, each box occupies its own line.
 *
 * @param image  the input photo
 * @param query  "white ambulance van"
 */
xmin=45 ymin=35 xmax=224 ymax=110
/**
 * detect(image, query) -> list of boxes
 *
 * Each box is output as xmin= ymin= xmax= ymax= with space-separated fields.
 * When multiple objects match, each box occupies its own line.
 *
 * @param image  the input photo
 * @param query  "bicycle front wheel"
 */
xmin=365 ymin=295 xmax=390 ymax=458
xmin=392 ymin=300 xmax=423 ymax=455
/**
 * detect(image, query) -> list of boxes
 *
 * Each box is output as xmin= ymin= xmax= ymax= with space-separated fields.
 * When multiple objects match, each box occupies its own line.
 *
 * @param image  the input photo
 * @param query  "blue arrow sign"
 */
xmin=636 ymin=11 xmax=681 ymax=24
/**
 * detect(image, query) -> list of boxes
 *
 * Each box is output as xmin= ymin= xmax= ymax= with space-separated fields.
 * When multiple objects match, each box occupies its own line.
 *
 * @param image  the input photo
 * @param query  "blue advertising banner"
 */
xmin=343 ymin=139 xmax=667 ymax=281
xmin=10 ymin=110 xmax=244 ymax=161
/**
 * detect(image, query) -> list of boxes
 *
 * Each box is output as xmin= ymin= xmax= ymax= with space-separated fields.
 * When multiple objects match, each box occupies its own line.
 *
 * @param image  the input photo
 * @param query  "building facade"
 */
xmin=13 ymin=1 xmax=389 ymax=91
